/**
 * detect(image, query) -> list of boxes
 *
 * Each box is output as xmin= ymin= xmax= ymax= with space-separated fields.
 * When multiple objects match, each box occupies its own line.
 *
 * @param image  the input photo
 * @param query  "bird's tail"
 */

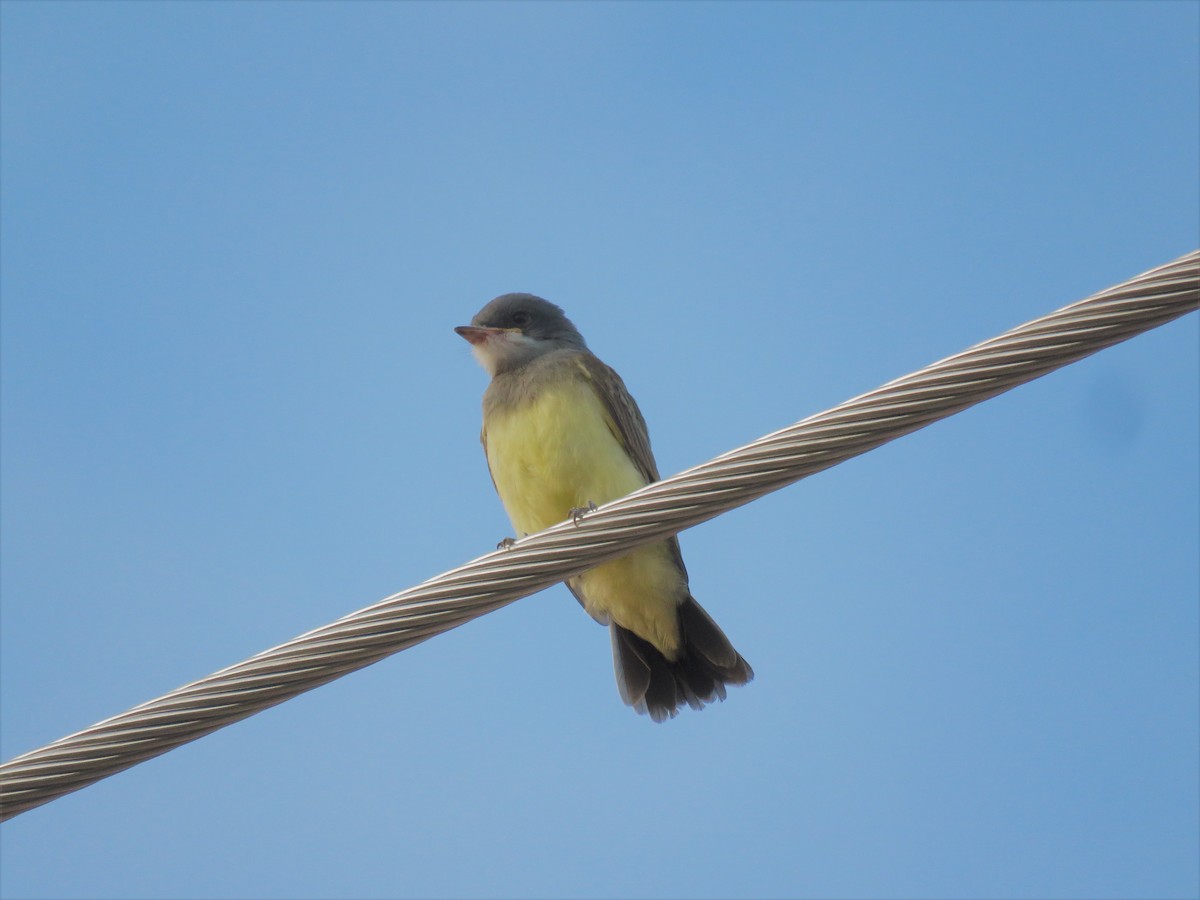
xmin=610 ymin=596 xmax=753 ymax=723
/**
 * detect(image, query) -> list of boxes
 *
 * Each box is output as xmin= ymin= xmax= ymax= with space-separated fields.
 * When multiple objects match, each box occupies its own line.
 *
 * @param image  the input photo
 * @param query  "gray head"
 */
xmin=455 ymin=293 xmax=587 ymax=376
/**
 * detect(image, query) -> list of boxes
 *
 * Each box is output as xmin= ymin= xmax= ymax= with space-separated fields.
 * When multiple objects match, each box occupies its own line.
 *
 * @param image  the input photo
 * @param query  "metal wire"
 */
xmin=2 ymin=250 xmax=1196 ymax=821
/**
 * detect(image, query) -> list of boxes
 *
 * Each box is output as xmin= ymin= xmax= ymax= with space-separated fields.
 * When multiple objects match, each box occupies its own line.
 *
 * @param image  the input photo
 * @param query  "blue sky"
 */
xmin=1 ymin=2 xmax=1197 ymax=898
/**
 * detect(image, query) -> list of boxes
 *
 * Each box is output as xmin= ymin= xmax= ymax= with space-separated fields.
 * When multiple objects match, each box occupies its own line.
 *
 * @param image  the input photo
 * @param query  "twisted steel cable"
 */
xmin=2 ymin=250 xmax=1197 ymax=821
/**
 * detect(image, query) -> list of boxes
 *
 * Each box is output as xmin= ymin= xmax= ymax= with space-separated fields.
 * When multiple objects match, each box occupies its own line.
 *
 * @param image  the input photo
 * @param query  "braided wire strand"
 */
xmin=2 ymin=250 xmax=1197 ymax=820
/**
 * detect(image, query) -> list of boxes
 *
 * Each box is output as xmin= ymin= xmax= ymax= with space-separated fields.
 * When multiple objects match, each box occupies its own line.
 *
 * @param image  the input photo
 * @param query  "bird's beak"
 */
xmin=454 ymin=325 xmax=507 ymax=346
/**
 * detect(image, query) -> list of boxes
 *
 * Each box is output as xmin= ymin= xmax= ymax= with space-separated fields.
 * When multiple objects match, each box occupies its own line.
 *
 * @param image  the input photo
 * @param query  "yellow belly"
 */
xmin=485 ymin=377 xmax=685 ymax=655
xmin=568 ymin=546 xmax=685 ymax=656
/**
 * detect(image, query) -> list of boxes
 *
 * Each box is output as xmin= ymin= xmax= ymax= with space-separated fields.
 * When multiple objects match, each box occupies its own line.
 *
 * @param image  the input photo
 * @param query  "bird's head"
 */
xmin=455 ymin=293 xmax=586 ymax=376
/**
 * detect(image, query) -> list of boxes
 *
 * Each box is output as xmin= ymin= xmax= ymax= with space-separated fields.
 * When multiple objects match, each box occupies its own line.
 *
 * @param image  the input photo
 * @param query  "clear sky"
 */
xmin=1 ymin=2 xmax=1197 ymax=898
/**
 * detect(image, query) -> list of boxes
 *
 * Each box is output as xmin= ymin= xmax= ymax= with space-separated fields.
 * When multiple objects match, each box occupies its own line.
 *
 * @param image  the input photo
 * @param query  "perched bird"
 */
xmin=455 ymin=294 xmax=752 ymax=721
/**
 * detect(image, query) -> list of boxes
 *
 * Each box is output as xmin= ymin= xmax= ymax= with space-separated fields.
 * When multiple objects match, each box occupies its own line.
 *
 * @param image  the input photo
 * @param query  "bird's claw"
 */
xmin=496 ymin=536 xmax=517 ymax=550
xmin=569 ymin=500 xmax=599 ymax=525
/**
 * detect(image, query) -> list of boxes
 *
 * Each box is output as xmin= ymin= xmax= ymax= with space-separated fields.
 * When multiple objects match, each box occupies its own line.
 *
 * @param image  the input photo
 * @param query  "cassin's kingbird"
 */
xmin=455 ymin=294 xmax=752 ymax=722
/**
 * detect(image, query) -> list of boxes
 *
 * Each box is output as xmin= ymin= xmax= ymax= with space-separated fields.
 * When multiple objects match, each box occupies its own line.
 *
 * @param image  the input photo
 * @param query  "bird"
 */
xmin=455 ymin=293 xmax=752 ymax=721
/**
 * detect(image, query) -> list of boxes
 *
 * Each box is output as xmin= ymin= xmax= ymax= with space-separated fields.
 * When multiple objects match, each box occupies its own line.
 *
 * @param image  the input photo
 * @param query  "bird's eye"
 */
xmin=511 ymin=311 xmax=532 ymax=327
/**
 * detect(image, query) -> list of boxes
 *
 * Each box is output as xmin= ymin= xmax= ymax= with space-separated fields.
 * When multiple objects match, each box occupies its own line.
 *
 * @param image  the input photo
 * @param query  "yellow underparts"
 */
xmin=486 ymin=377 xmax=684 ymax=657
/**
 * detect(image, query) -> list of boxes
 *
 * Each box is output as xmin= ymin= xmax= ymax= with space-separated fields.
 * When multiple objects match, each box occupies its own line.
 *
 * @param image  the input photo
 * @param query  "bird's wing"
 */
xmin=573 ymin=353 xmax=661 ymax=483
xmin=574 ymin=353 xmax=690 ymax=579
xmin=476 ymin=422 xmax=498 ymax=495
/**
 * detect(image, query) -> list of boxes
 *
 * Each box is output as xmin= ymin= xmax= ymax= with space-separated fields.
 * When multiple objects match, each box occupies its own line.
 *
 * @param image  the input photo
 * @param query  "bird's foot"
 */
xmin=496 ymin=536 xmax=517 ymax=550
xmin=569 ymin=500 xmax=599 ymax=525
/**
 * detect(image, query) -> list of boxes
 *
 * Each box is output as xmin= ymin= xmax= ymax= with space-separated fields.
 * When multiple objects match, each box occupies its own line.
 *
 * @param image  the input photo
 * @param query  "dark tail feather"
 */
xmin=610 ymin=596 xmax=753 ymax=723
